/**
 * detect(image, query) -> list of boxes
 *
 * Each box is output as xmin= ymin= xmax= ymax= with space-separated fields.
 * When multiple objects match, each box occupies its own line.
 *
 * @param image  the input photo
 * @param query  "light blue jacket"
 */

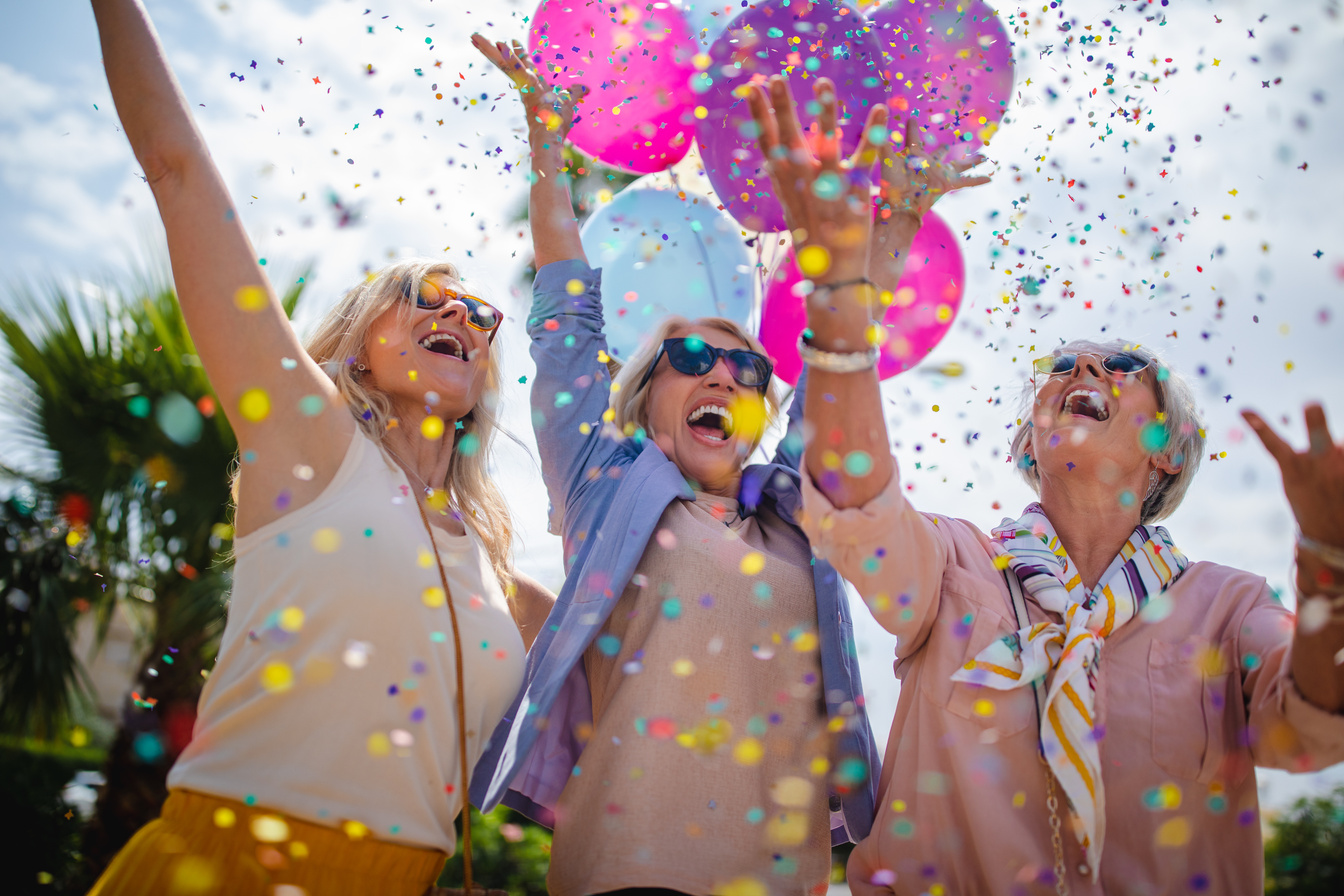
xmin=470 ymin=259 xmax=880 ymax=845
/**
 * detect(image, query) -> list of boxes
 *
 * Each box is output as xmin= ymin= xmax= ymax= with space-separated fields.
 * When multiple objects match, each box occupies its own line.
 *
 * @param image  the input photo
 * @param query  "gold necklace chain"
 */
xmin=1042 ymin=754 xmax=1069 ymax=896
xmin=412 ymin=492 xmax=474 ymax=890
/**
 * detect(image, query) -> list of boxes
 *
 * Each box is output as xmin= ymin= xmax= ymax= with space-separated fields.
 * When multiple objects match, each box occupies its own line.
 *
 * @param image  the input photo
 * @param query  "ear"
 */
xmin=1152 ymin=453 xmax=1181 ymax=476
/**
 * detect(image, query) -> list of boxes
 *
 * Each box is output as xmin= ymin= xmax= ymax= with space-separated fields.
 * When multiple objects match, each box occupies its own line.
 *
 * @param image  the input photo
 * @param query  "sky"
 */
xmin=3 ymin=0 xmax=1343 ymax=810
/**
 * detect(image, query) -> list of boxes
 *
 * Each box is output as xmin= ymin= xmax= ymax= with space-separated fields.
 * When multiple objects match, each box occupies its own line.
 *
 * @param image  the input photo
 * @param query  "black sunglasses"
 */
xmin=635 ymin=337 xmax=774 ymax=394
xmin=1033 ymin=351 xmax=1150 ymax=378
xmin=411 ymin=276 xmax=503 ymax=339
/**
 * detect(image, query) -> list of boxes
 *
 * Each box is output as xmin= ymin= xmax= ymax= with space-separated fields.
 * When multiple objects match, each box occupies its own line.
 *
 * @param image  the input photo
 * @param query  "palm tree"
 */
xmin=0 ymin=266 xmax=306 ymax=876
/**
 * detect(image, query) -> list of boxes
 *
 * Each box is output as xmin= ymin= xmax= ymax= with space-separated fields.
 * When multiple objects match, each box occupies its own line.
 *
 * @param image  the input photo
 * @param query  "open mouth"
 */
xmin=1061 ymin=387 xmax=1109 ymax=421
xmin=418 ymin=332 xmax=465 ymax=360
xmin=686 ymin=403 xmax=734 ymax=442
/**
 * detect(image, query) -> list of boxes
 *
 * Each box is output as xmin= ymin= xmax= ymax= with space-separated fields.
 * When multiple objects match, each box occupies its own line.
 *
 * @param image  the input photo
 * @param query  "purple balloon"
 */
xmin=695 ymin=0 xmax=887 ymax=233
xmin=869 ymin=0 xmax=1014 ymax=158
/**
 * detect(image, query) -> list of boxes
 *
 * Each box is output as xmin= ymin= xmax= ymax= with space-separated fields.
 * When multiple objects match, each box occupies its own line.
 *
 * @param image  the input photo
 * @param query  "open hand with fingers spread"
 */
xmin=1243 ymin=404 xmax=1344 ymax=559
xmin=876 ymin=118 xmax=992 ymax=221
xmin=746 ymin=75 xmax=887 ymax=285
xmin=471 ymin=34 xmax=584 ymax=149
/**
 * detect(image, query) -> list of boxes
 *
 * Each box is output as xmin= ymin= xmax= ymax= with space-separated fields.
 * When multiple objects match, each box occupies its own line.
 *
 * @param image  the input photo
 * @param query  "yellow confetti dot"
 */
xmin=973 ymin=698 xmax=996 ymax=717
xmin=566 ymin=278 xmax=585 ymax=296
xmin=343 ymin=820 xmax=369 ymax=840
xmin=671 ymin=658 xmax=696 ymax=678
xmin=739 ymin=552 xmax=765 ymax=576
xmin=367 ymin=732 xmax=391 ymax=757
xmin=891 ymin=799 xmax=907 ymax=812
xmin=809 ymin=755 xmax=830 ymax=776
xmin=69 ymin=726 xmax=89 ymax=748
xmin=418 ymin=547 xmax=435 ymax=568
xmin=289 ymin=841 xmax=309 ymax=859
xmin=728 ymin=394 xmax=768 ymax=441
xmin=770 ymin=776 xmax=814 ymax=808
xmin=1159 ymin=782 xmax=1183 ymax=809
xmin=259 ymin=662 xmax=294 ymax=693
xmin=694 ymin=105 xmax=708 ymax=119
xmin=311 ymin=528 xmax=341 ymax=553
xmin=421 ymin=416 xmax=445 ymax=440
xmin=1155 ymin=816 xmax=1190 ymax=847
xmin=792 ymin=631 xmax=818 ymax=652
xmin=713 ymin=877 xmax=767 ymax=896
xmin=932 ymin=404 xmax=940 ymax=412
xmin=250 ymin=814 xmax=290 ymax=843
xmin=238 ymin=388 xmax=271 ymax=422
xmin=422 ymin=586 xmax=446 ymax=607
xmin=278 ymin=607 xmax=305 ymax=632
xmin=168 ymin=856 xmax=218 ymax=896
xmin=425 ymin=489 xmax=449 ymax=512
xmin=213 ymin=807 xmax=236 ymax=828
xmin=766 ymin=809 xmax=809 ymax=846
xmin=733 ymin=737 xmax=764 ymax=766
xmin=993 ymin=555 xmax=1012 ymax=570
xmin=1012 ymin=791 xmax=1026 ymax=808
xmin=65 ymin=530 xmax=82 ymax=547
xmin=797 ymin=245 xmax=832 ymax=277
xmin=234 ymin=285 xmax=268 ymax=312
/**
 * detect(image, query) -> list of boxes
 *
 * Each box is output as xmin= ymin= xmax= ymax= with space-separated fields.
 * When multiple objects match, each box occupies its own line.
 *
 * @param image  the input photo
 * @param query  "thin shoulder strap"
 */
xmin=1004 ymin=567 xmax=1047 ymax=736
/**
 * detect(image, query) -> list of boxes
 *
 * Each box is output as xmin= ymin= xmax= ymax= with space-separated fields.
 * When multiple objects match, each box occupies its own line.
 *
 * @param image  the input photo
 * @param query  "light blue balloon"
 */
xmin=670 ymin=0 xmax=734 ymax=47
xmin=579 ymin=186 xmax=754 ymax=361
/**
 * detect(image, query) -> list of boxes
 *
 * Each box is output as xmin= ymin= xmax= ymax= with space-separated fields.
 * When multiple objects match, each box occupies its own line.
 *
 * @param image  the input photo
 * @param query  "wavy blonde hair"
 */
xmin=303 ymin=258 xmax=514 ymax=588
xmin=608 ymin=315 xmax=784 ymax=458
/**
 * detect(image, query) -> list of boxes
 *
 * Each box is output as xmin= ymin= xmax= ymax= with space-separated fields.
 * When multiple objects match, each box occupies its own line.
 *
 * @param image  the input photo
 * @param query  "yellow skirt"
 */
xmin=88 ymin=789 xmax=447 ymax=896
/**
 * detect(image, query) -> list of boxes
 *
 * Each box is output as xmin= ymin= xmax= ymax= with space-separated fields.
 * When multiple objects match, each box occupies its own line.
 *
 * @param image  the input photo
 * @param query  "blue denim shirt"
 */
xmin=470 ymin=259 xmax=879 ymax=845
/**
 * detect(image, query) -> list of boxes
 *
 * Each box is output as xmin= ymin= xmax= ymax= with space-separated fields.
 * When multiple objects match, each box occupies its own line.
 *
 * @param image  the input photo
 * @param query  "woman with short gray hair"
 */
xmin=747 ymin=74 xmax=1344 ymax=894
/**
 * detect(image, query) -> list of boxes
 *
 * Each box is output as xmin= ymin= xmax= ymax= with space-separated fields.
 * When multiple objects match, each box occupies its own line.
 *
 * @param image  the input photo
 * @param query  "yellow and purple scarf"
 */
xmin=952 ymin=503 xmax=1189 ymax=876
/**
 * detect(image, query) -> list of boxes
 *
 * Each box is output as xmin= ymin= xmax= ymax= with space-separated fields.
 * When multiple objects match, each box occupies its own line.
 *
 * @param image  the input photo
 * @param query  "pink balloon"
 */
xmin=870 ymin=0 xmax=1014 ymax=157
xmin=528 ymin=0 xmax=698 ymax=173
xmin=758 ymin=210 xmax=965 ymax=384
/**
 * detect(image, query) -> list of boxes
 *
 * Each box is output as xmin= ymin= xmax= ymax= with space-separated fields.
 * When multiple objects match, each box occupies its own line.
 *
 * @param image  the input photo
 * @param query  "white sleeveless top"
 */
xmin=168 ymin=430 xmax=524 ymax=852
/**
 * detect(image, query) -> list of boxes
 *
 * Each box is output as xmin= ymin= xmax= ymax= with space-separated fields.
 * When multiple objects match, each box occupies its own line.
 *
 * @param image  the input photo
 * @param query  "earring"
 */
xmin=356 ymin=363 xmax=368 ymax=372
xmin=1145 ymin=469 xmax=1160 ymax=500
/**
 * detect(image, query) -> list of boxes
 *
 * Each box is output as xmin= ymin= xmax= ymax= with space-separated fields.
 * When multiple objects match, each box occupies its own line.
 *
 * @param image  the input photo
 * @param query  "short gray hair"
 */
xmin=1007 ymin=338 xmax=1205 ymax=524
xmin=608 ymin=315 xmax=783 ymax=458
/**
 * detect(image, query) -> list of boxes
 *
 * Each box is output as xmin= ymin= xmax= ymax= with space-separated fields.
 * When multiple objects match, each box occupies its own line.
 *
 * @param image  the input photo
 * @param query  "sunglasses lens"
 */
xmin=727 ymin=350 xmax=772 ymax=386
xmin=417 ymin=281 xmax=445 ymax=309
xmin=1104 ymin=353 xmax=1146 ymax=374
xmin=1051 ymin=354 xmax=1077 ymax=375
xmin=666 ymin=340 xmax=715 ymax=376
xmin=466 ymin=298 xmax=501 ymax=332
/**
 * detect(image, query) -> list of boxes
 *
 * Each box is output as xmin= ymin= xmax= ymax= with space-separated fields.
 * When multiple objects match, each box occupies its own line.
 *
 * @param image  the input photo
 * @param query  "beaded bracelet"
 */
xmin=1300 ymin=534 xmax=1344 ymax=570
xmin=808 ymin=277 xmax=877 ymax=300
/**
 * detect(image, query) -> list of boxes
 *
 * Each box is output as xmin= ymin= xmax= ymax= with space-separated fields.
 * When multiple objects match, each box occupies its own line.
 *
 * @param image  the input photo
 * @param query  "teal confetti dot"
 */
xmin=364 ymin=528 xmax=374 ymax=537
xmin=1139 ymin=421 xmax=1170 ymax=453
xmin=843 ymin=450 xmax=874 ymax=476
xmin=299 ymin=394 xmax=325 ymax=416
xmin=156 ymin=392 xmax=203 ymax=445
xmin=745 ymin=807 xmax=765 ymax=824
xmin=430 ymin=631 xmax=446 ymax=643
xmin=866 ymin=124 xmax=890 ymax=144
xmin=127 ymin=395 xmax=152 ymax=418
xmin=892 ymin=818 xmax=915 ymax=838
xmin=684 ymin=335 xmax=705 ymax=353
xmin=661 ymin=598 xmax=682 ymax=620
xmin=458 ymin=432 xmax=481 ymax=456
xmin=812 ymin=171 xmax=843 ymax=200
xmin=752 ymin=581 xmax=772 ymax=601
xmin=596 ymin=634 xmax=621 ymax=656
xmin=1118 ymin=489 xmax=1136 ymax=507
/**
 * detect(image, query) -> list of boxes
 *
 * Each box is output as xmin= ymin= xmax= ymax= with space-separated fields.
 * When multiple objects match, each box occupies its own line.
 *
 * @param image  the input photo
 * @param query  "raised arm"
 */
xmin=472 ymin=35 xmax=586 ymax=267
xmin=1244 ymin=404 xmax=1344 ymax=714
xmin=92 ymin=0 xmax=349 ymax=531
xmin=746 ymin=76 xmax=988 ymax=509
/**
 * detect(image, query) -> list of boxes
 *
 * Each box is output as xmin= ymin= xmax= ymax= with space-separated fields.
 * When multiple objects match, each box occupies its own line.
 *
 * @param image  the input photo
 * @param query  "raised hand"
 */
xmin=471 ymin=34 xmax=584 ymax=145
xmin=876 ymin=118 xmax=992 ymax=221
xmin=1243 ymin=405 xmax=1344 ymax=552
xmin=746 ymin=75 xmax=887 ymax=284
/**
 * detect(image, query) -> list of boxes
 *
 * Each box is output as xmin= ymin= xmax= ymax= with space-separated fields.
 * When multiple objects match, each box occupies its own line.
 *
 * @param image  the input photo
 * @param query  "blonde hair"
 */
xmin=303 ymin=258 xmax=515 ymax=587
xmin=1007 ymin=338 xmax=1205 ymax=524
xmin=608 ymin=316 xmax=783 ymax=458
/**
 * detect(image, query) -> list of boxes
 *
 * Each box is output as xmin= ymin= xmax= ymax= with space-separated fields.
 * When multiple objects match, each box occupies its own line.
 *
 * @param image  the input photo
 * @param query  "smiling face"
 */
xmin=644 ymin=324 xmax=763 ymax=497
xmin=1029 ymin=351 xmax=1179 ymax=503
xmin=362 ymin=273 xmax=492 ymax=422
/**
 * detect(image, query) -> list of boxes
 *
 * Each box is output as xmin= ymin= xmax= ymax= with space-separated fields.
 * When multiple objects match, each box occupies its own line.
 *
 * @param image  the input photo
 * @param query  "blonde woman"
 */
xmin=86 ymin=2 xmax=550 ymax=893
xmin=469 ymin=38 xmax=880 ymax=895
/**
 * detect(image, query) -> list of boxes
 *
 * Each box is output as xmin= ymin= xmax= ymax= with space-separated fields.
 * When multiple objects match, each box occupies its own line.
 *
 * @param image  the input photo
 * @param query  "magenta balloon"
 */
xmin=695 ymin=0 xmax=887 ymax=233
xmin=758 ymin=261 xmax=806 ymax=385
xmin=528 ymin=0 xmax=698 ymax=173
xmin=870 ymin=0 xmax=1014 ymax=157
xmin=758 ymin=210 xmax=964 ymax=383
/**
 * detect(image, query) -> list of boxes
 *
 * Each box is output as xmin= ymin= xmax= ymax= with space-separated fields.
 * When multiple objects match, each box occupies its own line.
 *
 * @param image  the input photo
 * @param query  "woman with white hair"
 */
xmin=469 ymin=38 xmax=881 ymax=894
xmin=85 ymin=2 xmax=551 ymax=893
xmin=747 ymin=73 xmax=1344 ymax=894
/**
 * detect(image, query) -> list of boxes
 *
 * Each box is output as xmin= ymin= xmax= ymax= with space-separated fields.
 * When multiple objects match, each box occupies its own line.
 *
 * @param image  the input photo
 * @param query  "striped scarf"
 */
xmin=951 ymin=503 xmax=1189 ymax=876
